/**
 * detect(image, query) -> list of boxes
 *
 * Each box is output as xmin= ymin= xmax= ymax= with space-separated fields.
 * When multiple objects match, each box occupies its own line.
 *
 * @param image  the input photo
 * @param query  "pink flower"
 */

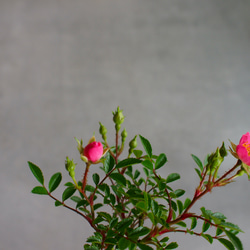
xmin=83 ymin=141 xmax=103 ymax=163
xmin=236 ymin=132 xmax=250 ymax=166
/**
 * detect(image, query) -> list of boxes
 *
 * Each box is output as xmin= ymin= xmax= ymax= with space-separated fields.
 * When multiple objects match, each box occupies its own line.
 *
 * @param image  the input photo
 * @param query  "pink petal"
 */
xmin=84 ymin=141 xmax=103 ymax=162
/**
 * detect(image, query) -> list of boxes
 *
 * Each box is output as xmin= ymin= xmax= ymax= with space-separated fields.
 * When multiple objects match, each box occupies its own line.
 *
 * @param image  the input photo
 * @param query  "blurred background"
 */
xmin=1 ymin=0 xmax=250 ymax=249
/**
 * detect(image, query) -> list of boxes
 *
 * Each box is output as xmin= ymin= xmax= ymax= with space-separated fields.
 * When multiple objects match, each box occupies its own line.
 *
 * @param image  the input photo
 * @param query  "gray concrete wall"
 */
xmin=1 ymin=0 xmax=250 ymax=249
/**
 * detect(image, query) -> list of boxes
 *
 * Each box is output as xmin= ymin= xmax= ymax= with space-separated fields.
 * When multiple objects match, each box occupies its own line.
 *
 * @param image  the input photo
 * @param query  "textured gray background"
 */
xmin=1 ymin=0 xmax=250 ymax=249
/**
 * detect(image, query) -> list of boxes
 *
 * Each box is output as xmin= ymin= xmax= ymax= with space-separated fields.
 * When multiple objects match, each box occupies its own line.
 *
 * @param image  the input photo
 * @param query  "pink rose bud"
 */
xmin=83 ymin=141 xmax=103 ymax=163
xmin=236 ymin=132 xmax=250 ymax=166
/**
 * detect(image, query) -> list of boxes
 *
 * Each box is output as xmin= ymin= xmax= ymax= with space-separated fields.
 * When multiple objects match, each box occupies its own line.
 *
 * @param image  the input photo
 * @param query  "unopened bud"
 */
xmin=219 ymin=142 xmax=228 ymax=157
xmin=113 ymin=107 xmax=125 ymax=129
xmin=129 ymin=135 xmax=137 ymax=155
xmin=65 ymin=157 xmax=76 ymax=172
xmin=121 ymin=128 xmax=128 ymax=143
xmin=99 ymin=122 xmax=107 ymax=141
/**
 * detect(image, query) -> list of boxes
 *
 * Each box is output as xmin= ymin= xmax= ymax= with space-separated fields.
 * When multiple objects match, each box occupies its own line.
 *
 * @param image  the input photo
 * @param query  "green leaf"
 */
xmin=129 ymin=226 xmax=150 ymax=238
xmin=165 ymin=242 xmax=178 ymax=249
xmin=139 ymin=135 xmax=152 ymax=158
xmin=201 ymin=234 xmax=213 ymax=244
xmin=160 ymin=236 xmax=169 ymax=243
xmin=220 ymin=222 xmax=243 ymax=232
xmin=177 ymin=200 xmax=183 ymax=214
xmin=151 ymin=200 xmax=159 ymax=215
xmin=118 ymin=237 xmax=131 ymax=250
xmin=110 ymin=173 xmax=126 ymax=186
xmin=109 ymin=217 xmax=118 ymax=228
xmin=48 ymin=172 xmax=62 ymax=193
xmin=218 ymin=238 xmax=235 ymax=250
xmin=31 ymin=186 xmax=48 ymax=195
xmin=142 ymin=160 xmax=153 ymax=170
xmin=103 ymin=153 xmax=115 ymax=173
xmin=136 ymin=201 xmax=147 ymax=212
xmin=191 ymin=154 xmax=203 ymax=171
xmin=62 ymin=186 xmax=76 ymax=201
xmin=225 ymin=230 xmax=243 ymax=250
xmin=137 ymin=243 xmax=154 ymax=250
xmin=144 ymin=192 xmax=151 ymax=211
xmin=174 ymin=189 xmax=185 ymax=198
xmin=116 ymin=218 xmax=133 ymax=232
xmin=190 ymin=217 xmax=197 ymax=230
xmin=133 ymin=150 xmax=143 ymax=158
xmin=116 ymin=158 xmax=142 ymax=169
xmin=202 ymin=221 xmax=210 ymax=233
xmin=28 ymin=161 xmax=44 ymax=185
xmin=166 ymin=173 xmax=180 ymax=183
xmin=195 ymin=168 xmax=202 ymax=180
xmin=155 ymin=153 xmax=167 ymax=170
xmin=183 ymin=198 xmax=191 ymax=209
xmin=92 ymin=173 xmax=100 ymax=185
xmin=55 ymin=200 xmax=63 ymax=206
xmin=98 ymin=212 xmax=112 ymax=222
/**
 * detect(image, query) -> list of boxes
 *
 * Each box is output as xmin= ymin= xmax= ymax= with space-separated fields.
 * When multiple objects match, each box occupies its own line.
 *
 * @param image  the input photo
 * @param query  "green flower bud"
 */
xmin=219 ymin=142 xmax=228 ymax=157
xmin=129 ymin=135 xmax=137 ymax=149
xmin=129 ymin=135 xmax=137 ymax=155
xmin=113 ymin=107 xmax=125 ymax=127
xmin=65 ymin=157 xmax=76 ymax=172
xmin=210 ymin=148 xmax=223 ymax=173
xmin=121 ymin=128 xmax=128 ymax=143
xmin=99 ymin=122 xmax=107 ymax=141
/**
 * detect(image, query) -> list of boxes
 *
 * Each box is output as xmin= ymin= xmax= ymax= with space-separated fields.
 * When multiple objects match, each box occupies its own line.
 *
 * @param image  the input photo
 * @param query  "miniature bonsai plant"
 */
xmin=28 ymin=107 xmax=250 ymax=250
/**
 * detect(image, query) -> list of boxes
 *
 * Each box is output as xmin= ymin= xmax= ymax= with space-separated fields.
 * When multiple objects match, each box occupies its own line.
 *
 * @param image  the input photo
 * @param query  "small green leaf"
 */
xmin=218 ymin=238 xmax=235 ymax=250
xmin=92 ymin=173 xmax=100 ymax=185
xmin=137 ymin=243 xmax=154 ymax=250
xmin=220 ymin=222 xmax=243 ymax=232
xmin=202 ymin=221 xmax=210 ymax=233
xmin=118 ymin=237 xmax=131 ymax=250
xmin=116 ymin=158 xmax=142 ymax=169
xmin=139 ymin=135 xmax=152 ymax=158
xmin=28 ymin=161 xmax=44 ymax=185
xmin=190 ymin=217 xmax=197 ymax=230
xmin=136 ymin=201 xmax=147 ymax=212
xmin=165 ymin=242 xmax=178 ymax=249
xmin=103 ymin=153 xmax=115 ymax=173
xmin=144 ymin=191 xmax=151 ymax=211
xmin=184 ymin=198 xmax=191 ymax=209
xmin=174 ymin=189 xmax=185 ymax=198
xmin=133 ymin=150 xmax=143 ymax=158
xmin=109 ymin=217 xmax=118 ymax=228
xmin=160 ymin=236 xmax=169 ymax=243
xmin=201 ymin=234 xmax=213 ymax=244
xmin=155 ymin=153 xmax=167 ymax=170
xmin=31 ymin=186 xmax=48 ymax=195
xmin=62 ymin=186 xmax=76 ymax=201
xmin=177 ymin=200 xmax=183 ymax=214
xmin=55 ymin=200 xmax=63 ymax=206
xmin=166 ymin=173 xmax=180 ymax=183
xmin=110 ymin=173 xmax=126 ymax=186
xmin=142 ymin=160 xmax=153 ymax=170
xmin=225 ymin=230 xmax=243 ymax=250
xmin=129 ymin=226 xmax=150 ymax=238
xmin=191 ymin=154 xmax=203 ymax=171
xmin=116 ymin=218 xmax=133 ymax=232
xmin=151 ymin=200 xmax=159 ymax=214
xmin=48 ymin=172 xmax=62 ymax=193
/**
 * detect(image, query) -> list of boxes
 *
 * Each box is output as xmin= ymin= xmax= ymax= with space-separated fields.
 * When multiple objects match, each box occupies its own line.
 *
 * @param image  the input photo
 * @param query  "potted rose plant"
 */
xmin=28 ymin=107 xmax=250 ymax=250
